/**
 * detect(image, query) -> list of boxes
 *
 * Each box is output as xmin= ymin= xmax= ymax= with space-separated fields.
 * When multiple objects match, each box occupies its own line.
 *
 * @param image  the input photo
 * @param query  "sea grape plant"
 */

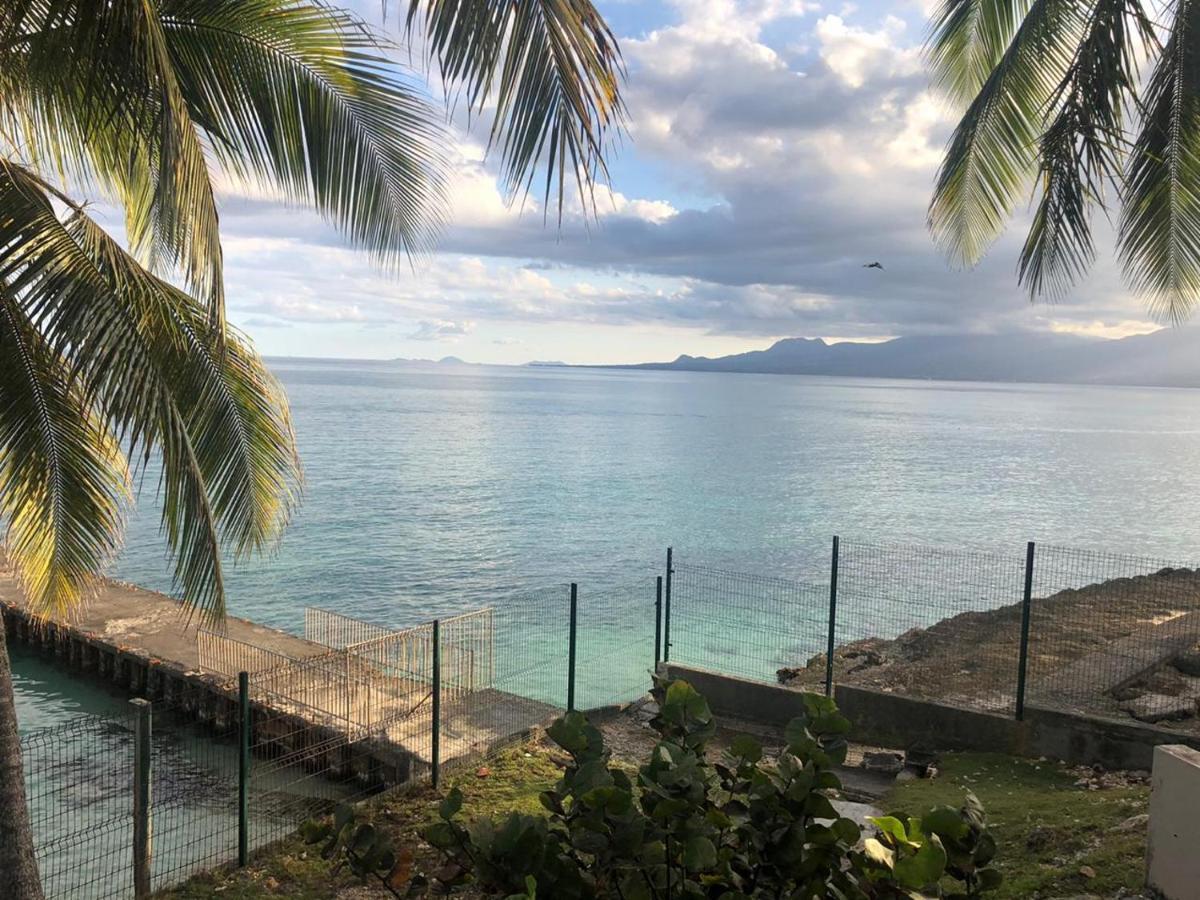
xmin=418 ymin=676 xmax=1002 ymax=898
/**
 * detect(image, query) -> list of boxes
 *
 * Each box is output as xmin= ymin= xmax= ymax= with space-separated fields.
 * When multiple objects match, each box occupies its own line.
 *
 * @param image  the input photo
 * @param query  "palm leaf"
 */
xmin=405 ymin=0 xmax=626 ymax=218
xmin=1 ymin=0 xmax=225 ymax=326
xmin=927 ymin=0 xmax=1037 ymax=103
xmin=0 ymin=161 xmax=300 ymax=622
xmin=1018 ymin=0 xmax=1155 ymax=298
xmin=159 ymin=0 xmax=447 ymax=265
xmin=1118 ymin=0 xmax=1200 ymax=322
xmin=928 ymin=0 xmax=1084 ymax=266
xmin=0 ymin=282 xmax=129 ymax=619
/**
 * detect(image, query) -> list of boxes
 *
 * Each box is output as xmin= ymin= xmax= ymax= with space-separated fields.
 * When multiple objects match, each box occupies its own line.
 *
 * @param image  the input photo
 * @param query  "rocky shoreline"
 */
xmin=778 ymin=567 xmax=1200 ymax=729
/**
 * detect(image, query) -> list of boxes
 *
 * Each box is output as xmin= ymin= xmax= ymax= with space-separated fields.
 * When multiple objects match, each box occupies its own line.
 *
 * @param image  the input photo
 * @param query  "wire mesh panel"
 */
xmin=823 ymin=540 xmax=1027 ymax=713
xmin=246 ymin=691 xmax=390 ymax=852
xmin=440 ymin=607 xmax=495 ymax=699
xmin=197 ymin=629 xmax=305 ymax=677
xmin=669 ymin=557 xmax=829 ymax=684
xmin=305 ymin=607 xmax=394 ymax=649
xmin=22 ymin=709 xmax=139 ymax=900
xmin=147 ymin=704 xmax=241 ymax=892
xmin=574 ymin=580 xmax=657 ymax=710
xmin=448 ymin=586 xmax=569 ymax=765
xmin=1026 ymin=545 xmax=1200 ymax=729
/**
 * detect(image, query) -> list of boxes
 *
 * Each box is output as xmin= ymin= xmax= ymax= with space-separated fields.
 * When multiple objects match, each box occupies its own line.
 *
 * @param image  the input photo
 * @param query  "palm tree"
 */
xmin=927 ymin=0 xmax=1200 ymax=322
xmin=0 ymin=2 xmax=624 ymax=897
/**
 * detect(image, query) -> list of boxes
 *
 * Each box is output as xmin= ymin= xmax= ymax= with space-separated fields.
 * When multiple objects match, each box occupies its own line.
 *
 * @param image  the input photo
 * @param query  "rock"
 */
xmin=634 ymin=700 xmax=660 ymax=722
xmin=894 ymin=769 xmax=918 ymax=783
xmin=1121 ymin=692 xmax=1196 ymax=723
xmin=862 ymin=751 xmax=905 ymax=775
xmin=1112 ymin=813 xmax=1149 ymax=832
xmin=1174 ymin=649 xmax=1200 ymax=677
xmin=1079 ymin=865 xmax=1096 ymax=880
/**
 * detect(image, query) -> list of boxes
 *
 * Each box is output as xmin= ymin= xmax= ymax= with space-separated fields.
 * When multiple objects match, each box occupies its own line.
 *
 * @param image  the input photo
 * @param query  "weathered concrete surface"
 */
xmin=0 ymin=556 xmax=324 ymax=670
xmin=1148 ymin=744 xmax=1200 ymax=899
xmin=664 ymin=663 xmax=1200 ymax=770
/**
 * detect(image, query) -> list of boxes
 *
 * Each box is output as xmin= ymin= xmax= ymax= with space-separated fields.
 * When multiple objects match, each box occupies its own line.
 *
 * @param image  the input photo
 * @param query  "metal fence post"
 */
xmin=654 ymin=575 xmax=663 ymax=667
xmin=825 ymin=536 xmax=840 ymax=698
xmin=238 ymin=671 xmax=250 ymax=866
xmin=432 ymin=619 xmax=441 ymax=789
xmin=664 ymin=547 xmax=673 ymax=663
xmin=131 ymin=698 xmax=152 ymax=899
xmin=1015 ymin=541 xmax=1036 ymax=720
xmin=568 ymin=583 xmax=578 ymax=712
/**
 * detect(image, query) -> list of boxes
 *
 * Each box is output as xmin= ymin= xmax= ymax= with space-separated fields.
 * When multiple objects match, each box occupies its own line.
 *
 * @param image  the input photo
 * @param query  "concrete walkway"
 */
xmin=0 ymin=557 xmax=322 ymax=670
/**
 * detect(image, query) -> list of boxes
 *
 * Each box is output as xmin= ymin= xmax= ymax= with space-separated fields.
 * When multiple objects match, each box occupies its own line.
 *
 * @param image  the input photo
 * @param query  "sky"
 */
xmin=204 ymin=0 xmax=1165 ymax=365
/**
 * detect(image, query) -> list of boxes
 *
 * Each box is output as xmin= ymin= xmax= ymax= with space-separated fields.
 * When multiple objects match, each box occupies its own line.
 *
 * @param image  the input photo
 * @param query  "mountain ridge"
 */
xmin=610 ymin=328 xmax=1200 ymax=388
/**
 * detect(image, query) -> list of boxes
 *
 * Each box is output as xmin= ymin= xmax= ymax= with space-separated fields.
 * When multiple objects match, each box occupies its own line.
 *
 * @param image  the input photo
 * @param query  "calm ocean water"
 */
xmin=108 ymin=358 xmax=1200 ymax=629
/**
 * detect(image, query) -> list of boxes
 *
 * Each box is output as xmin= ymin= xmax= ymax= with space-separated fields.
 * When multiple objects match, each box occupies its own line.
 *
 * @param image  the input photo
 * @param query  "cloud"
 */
xmin=409 ymin=319 xmax=476 ymax=341
xmin=202 ymin=0 xmax=1158 ymax=358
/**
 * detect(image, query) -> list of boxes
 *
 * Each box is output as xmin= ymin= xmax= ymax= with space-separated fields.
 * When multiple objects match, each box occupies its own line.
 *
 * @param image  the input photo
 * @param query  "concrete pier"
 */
xmin=2 ymin=559 xmax=558 ymax=786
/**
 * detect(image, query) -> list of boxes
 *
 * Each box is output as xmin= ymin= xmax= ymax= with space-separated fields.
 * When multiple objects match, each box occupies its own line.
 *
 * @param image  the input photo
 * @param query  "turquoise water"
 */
xmin=108 ymin=360 xmax=1200 ymax=623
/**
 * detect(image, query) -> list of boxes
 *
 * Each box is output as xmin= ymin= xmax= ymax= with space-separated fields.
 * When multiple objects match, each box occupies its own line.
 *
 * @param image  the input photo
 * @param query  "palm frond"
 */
xmin=0 ymin=161 xmax=300 ymax=622
xmin=2 ymin=0 xmax=224 ymax=324
xmin=1118 ymin=0 xmax=1200 ymax=322
xmin=0 ymin=282 xmax=129 ymax=620
xmin=159 ymin=0 xmax=447 ymax=264
xmin=927 ymin=0 xmax=1036 ymax=103
xmin=1018 ymin=0 xmax=1155 ymax=298
xmin=405 ymin=0 xmax=626 ymax=219
xmin=928 ymin=0 xmax=1084 ymax=266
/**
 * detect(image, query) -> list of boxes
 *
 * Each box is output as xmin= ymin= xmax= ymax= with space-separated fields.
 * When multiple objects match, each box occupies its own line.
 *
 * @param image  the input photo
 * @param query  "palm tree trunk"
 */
xmin=0 ymin=613 xmax=45 ymax=900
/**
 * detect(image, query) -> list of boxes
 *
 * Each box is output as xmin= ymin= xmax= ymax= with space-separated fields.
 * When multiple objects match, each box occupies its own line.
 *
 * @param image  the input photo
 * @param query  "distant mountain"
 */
xmin=617 ymin=328 xmax=1200 ymax=388
xmin=525 ymin=360 xmax=568 ymax=367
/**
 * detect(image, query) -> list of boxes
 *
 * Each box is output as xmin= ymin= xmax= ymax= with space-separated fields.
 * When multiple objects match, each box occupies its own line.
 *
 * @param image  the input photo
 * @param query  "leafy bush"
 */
xmin=301 ymin=803 xmax=417 ymax=896
xmin=419 ymin=677 xmax=1001 ymax=899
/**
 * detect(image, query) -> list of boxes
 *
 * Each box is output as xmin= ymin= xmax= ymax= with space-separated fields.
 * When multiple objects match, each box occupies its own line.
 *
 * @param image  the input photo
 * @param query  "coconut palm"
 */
xmin=926 ymin=0 xmax=1200 ymax=322
xmin=0 ymin=2 xmax=624 ymax=897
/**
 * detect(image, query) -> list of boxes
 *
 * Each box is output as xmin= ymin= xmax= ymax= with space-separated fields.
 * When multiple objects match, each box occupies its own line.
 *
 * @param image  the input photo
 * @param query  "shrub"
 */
xmin=419 ymin=677 xmax=1001 ymax=898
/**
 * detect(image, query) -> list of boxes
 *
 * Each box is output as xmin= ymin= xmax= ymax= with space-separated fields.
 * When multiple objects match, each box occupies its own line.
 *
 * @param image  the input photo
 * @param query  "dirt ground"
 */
xmin=779 ymin=567 xmax=1200 ymax=729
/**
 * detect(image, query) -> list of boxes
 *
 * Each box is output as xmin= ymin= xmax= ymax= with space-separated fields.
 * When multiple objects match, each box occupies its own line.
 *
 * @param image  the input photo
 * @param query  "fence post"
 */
xmin=664 ymin=547 xmax=673 ymax=663
xmin=1015 ymin=541 xmax=1036 ymax=721
xmin=568 ymin=583 xmax=579 ymax=712
xmin=654 ymin=575 xmax=663 ymax=667
xmin=825 ymin=536 xmax=840 ymax=698
xmin=238 ymin=671 xmax=250 ymax=866
xmin=131 ymin=698 xmax=152 ymax=899
xmin=432 ymin=619 xmax=441 ymax=789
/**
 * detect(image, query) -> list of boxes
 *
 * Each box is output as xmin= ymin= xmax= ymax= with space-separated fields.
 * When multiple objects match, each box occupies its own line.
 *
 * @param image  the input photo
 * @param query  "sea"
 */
xmin=9 ymin=358 xmax=1200 ymax=896
xmin=10 ymin=357 xmax=1200 ymax=709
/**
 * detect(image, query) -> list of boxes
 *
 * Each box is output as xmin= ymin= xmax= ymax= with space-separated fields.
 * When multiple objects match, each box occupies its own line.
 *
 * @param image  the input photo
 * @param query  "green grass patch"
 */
xmin=159 ymin=742 xmax=564 ymax=899
xmin=884 ymin=753 xmax=1149 ymax=899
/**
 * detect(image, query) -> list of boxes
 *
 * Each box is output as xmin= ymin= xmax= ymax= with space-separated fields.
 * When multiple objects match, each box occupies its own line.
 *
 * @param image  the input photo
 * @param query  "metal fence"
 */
xmin=662 ymin=538 xmax=1200 ymax=729
xmin=22 ymin=535 xmax=1200 ymax=899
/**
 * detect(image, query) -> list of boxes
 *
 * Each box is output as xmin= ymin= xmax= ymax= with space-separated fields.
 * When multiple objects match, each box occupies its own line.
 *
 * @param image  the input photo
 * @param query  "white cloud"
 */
xmin=409 ymin=319 xmax=475 ymax=341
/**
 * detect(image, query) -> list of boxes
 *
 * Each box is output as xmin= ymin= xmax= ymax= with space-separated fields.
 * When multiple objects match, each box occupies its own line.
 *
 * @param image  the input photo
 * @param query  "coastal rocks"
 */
xmin=1173 ymin=647 xmax=1200 ymax=677
xmin=1120 ymin=692 xmax=1196 ymax=723
xmin=861 ymin=751 xmax=905 ymax=775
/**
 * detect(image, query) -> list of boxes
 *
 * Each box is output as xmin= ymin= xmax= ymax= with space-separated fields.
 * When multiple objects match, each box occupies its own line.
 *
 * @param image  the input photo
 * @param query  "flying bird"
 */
xmin=863 ymin=261 xmax=884 ymax=270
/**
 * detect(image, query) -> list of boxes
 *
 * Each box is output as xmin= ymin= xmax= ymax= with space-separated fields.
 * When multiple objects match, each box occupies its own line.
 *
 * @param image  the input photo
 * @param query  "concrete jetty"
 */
xmin=2 ymin=558 xmax=558 ymax=785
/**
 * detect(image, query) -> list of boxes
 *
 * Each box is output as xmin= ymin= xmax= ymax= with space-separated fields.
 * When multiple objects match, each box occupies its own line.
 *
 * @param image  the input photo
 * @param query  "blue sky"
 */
xmin=210 ymin=0 xmax=1162 ymax=364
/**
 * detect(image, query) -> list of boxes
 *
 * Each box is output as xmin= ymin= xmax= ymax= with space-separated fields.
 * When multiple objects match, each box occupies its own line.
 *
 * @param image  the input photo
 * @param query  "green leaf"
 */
xmin=894 ymin=834 xmax=948 ymax=889
xmin=439 ymin=787 xmax=464 ymax=821
xmin=728 ymin=734 xmax=762 ymax=763
xmin=683 ymin=835 xmax=717 ymax=872
xmin=920 ymin=806 xmax=970 ymax=841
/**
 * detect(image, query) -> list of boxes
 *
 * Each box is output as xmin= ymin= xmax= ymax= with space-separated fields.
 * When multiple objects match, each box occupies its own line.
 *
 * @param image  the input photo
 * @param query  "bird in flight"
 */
xmin=863 ymin=261 xmax=884 ymax=270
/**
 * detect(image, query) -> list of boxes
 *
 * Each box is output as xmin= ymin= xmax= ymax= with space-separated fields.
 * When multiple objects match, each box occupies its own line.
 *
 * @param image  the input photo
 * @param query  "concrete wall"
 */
xmin=1148 ymin=744 xmax=1200 ymax=899
xmin=664 ymin=663 xmax=1200 ymax=770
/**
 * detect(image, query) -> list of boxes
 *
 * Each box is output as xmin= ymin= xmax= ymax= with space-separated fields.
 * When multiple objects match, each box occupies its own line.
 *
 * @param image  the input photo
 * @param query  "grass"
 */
xmin=159 ymin=743 xmax=564 ymax=899
xmin=884 ymin=752 xmax=1150 ymax=899
xmin=164 ymin=743 xmax=1151 ymax=899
